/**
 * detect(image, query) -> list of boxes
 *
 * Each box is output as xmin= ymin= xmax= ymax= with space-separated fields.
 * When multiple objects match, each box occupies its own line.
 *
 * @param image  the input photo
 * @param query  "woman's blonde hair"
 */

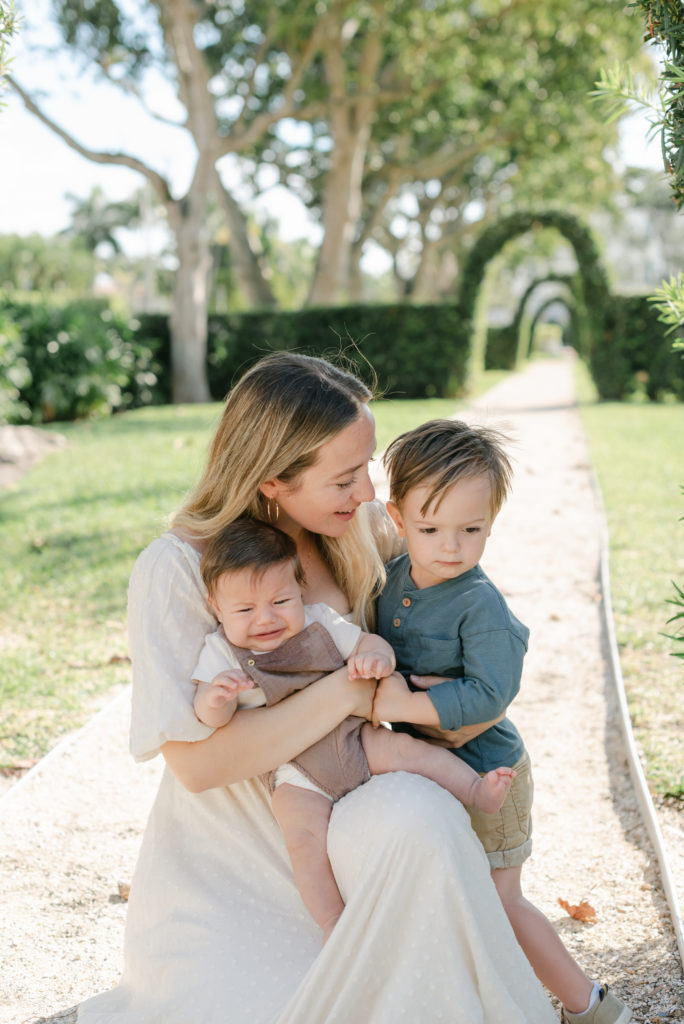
xmin=173 ymin=352 xmax=386 ymax=625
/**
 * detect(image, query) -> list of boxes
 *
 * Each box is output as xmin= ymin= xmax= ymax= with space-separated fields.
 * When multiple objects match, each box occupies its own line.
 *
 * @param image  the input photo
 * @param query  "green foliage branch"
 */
xmin=633 ymin=0 xmax=684 ymax=208
xmin=0 ymin=1 xmax=17 ymax=105
xmin=649 ymin=273 xmax=684 ymax=341
xmin=629 ymin=6 xmax=684 ymax=663
xmin=663 ymin=577 xmax=684 ymax=661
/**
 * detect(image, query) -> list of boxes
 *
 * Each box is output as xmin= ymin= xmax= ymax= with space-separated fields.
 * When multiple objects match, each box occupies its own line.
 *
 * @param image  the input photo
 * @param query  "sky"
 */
xmin=0 ymin=3 xmax=666 ymax=252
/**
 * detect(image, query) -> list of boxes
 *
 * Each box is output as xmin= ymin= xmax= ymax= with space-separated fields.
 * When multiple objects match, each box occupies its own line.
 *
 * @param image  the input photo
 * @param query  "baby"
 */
xmin=193 ymin=517 xmax=515 ymax=942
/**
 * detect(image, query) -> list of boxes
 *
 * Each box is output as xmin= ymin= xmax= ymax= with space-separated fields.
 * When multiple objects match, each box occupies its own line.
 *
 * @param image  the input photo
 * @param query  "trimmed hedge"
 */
xmin=138 ymin=303 xmax=471 ymax=401
xmin=485 ymin=326 xmax=518 ymax=370
xmin=3 ymin=288 xmax=681 ymax=424
xmin=591 ymin=294 xmax=684 ymax=401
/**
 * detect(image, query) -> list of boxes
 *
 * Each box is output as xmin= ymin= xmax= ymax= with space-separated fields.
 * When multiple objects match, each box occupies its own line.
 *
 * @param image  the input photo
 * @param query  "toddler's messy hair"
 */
xmin=383 ymin=419 xmax=512 ymax=517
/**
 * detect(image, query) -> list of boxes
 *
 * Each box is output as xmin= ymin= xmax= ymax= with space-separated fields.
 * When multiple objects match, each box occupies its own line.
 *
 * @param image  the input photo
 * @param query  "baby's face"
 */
xmin=209 ymin=561 xmax=306 ymax=651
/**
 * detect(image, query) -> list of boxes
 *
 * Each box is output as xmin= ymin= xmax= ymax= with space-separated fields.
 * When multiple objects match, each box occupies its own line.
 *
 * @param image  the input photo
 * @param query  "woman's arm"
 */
xmin=163 ymin=666 xmax=377 ymax=792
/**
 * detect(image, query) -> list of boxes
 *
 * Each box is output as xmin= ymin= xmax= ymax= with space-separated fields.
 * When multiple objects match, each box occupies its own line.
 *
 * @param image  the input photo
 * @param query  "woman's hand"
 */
xmin=441 ymin=716 xmax=505 ymax=746
xmin=346 ymin=671 xmax=378 ymax=721
xmin=163 ymin=664 xmax=376 ymax=792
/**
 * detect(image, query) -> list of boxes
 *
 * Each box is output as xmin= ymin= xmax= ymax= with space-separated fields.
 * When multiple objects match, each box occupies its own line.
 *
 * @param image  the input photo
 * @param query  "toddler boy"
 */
xmin=374 ymin=419 xmax=631 ymax=1024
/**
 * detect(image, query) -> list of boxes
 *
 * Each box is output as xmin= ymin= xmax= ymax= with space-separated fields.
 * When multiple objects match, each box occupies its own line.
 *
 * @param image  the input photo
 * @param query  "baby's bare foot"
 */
xmin=472 ymin=767 xmax=516 ymax=814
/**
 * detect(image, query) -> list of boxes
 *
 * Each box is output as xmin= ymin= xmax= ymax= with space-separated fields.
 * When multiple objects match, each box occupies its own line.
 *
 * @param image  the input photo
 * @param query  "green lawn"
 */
xmin=575 ymin=362 xmax=684 ymax=800
xmin=2 ymin=364 xmax=681 ymax=804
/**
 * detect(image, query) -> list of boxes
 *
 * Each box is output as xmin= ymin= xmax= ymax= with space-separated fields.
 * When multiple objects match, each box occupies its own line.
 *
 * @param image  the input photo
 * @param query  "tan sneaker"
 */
xmin=561 ymin=985 xmax=632 ymax=1024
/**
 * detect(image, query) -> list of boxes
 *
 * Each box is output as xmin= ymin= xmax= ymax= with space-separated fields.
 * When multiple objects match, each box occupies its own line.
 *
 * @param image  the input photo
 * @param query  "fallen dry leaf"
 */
xmin=117 ymin=882 xmax=131 ymax=901
xmin=558 ymin=897 xmax=597 ymax=923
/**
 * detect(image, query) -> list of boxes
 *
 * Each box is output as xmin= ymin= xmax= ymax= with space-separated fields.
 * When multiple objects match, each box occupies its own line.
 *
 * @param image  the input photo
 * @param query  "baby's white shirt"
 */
xmin=192 ymin=602 xmax=361 ymax=708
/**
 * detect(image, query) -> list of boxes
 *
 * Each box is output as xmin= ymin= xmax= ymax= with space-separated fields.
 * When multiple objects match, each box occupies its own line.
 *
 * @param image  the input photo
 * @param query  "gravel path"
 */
xmin=1 ymin=354 xmax=682 ymax=1023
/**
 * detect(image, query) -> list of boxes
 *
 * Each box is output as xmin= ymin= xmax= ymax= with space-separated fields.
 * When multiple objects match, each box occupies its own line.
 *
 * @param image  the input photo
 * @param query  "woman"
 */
xmin=77 ymin=353 xmax=557 ymax=1023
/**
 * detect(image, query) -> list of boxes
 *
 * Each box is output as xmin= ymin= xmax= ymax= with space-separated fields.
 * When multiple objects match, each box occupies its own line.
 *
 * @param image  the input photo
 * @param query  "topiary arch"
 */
xmin=527 ymin=295 xmax=578 ymax=351
xmin=508 ymin=274 xmax=579 ymax=366
xmin=455 ymin=211 xmax=612 ymax=379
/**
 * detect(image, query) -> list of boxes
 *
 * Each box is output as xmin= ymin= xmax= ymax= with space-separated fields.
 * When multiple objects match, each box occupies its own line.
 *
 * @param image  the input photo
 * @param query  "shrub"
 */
xmin=3 ymin=297 xmax=166 ymax=422
xmin=0 ymin=306 xmax=31 ymax=424
xmin=590 ymin=294 xmax=684 ymax=401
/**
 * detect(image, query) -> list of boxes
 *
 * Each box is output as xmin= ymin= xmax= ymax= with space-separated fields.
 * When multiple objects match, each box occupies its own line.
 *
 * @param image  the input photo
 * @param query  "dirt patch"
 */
xmin=0 ymin=425 xmax=67 ymax=488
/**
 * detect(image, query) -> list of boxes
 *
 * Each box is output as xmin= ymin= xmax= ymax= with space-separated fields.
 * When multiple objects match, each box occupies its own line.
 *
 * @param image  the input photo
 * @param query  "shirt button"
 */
xmin=393 ymin=618 xmax=401 ymax=628
xmin=402 ymin=597 xmax=411 ymax=607
xmin=247 ymin=658 xmax=256 ymax=666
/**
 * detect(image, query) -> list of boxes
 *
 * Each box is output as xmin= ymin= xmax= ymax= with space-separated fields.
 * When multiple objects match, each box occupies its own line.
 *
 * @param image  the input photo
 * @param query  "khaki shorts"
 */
xmin=466 ymin=751 xmax=533 ymax=870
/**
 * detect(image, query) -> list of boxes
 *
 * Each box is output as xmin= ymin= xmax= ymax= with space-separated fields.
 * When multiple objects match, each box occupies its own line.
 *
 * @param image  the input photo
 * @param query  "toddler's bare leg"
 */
xmin=271 ymin=783 xmax=343 ymax=943
xmin=493 ymin=866 xmax=593 ymax=1012
xmin=361 ymin=724 xmax=514 ymax=814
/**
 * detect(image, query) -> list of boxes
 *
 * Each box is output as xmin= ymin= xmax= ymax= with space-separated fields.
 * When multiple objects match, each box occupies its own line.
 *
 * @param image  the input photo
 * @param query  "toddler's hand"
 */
xmin=205 ymin=669 xmax=254 ymax=708
xmin=409 ymin=673 xmax=450 ymax=690
xmin=347 ymin=652 xmax=395 ymax=681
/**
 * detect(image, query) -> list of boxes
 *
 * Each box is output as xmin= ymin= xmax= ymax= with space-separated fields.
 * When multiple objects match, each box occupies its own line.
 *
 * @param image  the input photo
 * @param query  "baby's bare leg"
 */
xmin=271 ymin=783 xmax=343 ymax=943
xmin=361 ymin=724 xmax=514 ymax=814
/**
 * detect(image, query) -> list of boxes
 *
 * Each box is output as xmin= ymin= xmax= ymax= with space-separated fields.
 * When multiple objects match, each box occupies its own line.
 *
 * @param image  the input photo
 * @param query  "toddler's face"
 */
xmin=209 ymin=560 xmax=306 ymax=651
xmin=387 ymin=474 xmax=494 ymax=590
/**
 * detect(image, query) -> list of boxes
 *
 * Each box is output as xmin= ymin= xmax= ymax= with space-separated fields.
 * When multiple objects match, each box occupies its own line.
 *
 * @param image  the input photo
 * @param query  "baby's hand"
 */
xmin=205 ymin=670 xmax=254 ymax=708
xmin=347 ymin=652 xmax=395 ymax=681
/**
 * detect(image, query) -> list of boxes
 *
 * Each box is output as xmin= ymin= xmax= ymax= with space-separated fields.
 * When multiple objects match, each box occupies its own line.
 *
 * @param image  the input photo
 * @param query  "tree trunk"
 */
xmin=307 ymin=141 xmax=367 ymax=306
xmin=213 ymin=171 xmax=277 ymax=308
xmin=348 ymin=240 xmax=365 ymax=302
xmin=168 ymin=191 xmax=213 ymax=403
xmin=306 ymin=23 xmax=380 ymax=307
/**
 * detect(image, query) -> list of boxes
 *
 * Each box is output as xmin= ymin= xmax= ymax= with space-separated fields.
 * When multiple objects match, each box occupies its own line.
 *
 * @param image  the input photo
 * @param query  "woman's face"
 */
xmin=263 ymin=404 xmax=377 ymax=539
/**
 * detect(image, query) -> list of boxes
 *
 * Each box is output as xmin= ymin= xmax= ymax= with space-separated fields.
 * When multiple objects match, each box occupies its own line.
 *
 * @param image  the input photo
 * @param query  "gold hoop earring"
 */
xmin=267 ymin=498 xmax=279 ymax=523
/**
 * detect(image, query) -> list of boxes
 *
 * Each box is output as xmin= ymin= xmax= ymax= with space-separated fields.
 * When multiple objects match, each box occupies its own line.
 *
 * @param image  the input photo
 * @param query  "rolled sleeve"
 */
xmin=426 ymin=628 xmax=526 ymax=731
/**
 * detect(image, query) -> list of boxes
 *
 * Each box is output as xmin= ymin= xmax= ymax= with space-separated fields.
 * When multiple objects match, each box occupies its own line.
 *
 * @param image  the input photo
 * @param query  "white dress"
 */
xmin=77 ymin=533 xmax=557 ymax=1024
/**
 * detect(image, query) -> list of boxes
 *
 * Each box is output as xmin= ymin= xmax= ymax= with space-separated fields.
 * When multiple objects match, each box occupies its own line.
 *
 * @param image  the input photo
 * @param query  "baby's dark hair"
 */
xmin=383 ymin=419 xmax=513 ymax=517
xmin=201 ymin=518 xmax=305 ymax=597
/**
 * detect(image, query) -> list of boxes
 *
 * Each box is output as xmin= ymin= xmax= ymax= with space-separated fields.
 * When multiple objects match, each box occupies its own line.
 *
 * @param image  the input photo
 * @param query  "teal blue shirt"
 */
xmin=377 ymin=554 xmax=528 ymax=773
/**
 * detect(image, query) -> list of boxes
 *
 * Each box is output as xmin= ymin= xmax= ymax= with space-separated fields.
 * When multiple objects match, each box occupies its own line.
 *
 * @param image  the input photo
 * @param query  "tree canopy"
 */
xmin=0 ymin=1 xmax=17 ymax=102
xmin=9 ymin=0 xmax=648 ymax=400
